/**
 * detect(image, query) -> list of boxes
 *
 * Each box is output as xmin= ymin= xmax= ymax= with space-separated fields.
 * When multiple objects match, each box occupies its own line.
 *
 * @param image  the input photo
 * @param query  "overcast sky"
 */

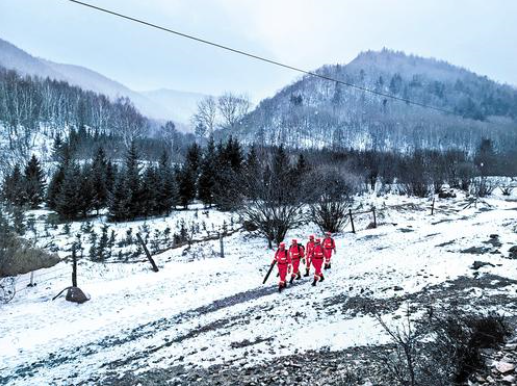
xmin=1 ymin=0 xmax=516 ymax=101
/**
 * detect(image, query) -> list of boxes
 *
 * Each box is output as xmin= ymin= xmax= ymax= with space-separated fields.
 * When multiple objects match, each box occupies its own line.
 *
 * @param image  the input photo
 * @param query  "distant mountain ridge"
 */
xmin=0 ymin=38 xmax=205 ymax=127
xmin=228 ymin=49 xmax=517 ymax=152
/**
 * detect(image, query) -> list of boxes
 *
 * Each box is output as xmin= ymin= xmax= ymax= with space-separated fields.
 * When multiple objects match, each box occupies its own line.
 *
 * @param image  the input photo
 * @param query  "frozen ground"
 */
xmin=1 ymin=192 xmax=517 ymax=385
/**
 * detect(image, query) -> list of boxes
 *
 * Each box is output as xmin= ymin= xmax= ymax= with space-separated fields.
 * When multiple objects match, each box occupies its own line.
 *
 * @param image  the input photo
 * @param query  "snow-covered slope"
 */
xmin=0 ymin=38 xmax=200 ymax=124
xmin=1 ymin=192 xmax=517 ymax=385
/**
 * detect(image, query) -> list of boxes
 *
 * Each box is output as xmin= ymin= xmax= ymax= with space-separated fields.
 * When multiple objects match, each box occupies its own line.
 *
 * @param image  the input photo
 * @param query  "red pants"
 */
xmin=291 ymin=258 xmax=300 ymax=276
xmin=277 ymin=263 xmax=288 ymax=284
xmin=312 ymin=258 xmax=323 ymax=279
xmin=324 ymin=249 xmax=333 ymax=264
xmin=306 ymin=255 xmax=312 ymax=270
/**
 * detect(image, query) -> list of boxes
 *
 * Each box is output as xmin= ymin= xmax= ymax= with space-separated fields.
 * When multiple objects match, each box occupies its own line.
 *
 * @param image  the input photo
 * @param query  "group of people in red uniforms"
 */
xmin=272 ymin=232 xmax=336 ymax=292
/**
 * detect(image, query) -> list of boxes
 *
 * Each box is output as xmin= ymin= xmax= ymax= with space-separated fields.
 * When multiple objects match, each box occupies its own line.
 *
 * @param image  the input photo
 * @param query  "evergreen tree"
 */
xmin=78 ymin=164 xmax=94 ymax=217
xmin=475 ymin=138 xmax=498 ymax=176
xmin=155 ymin=151 xmax=177 ymax=215
xmin=125 ymin=142 xmax=142 ymax=218
xmin=47 ymin=165 xmax=65 ymax=210
xmin=2 ymin=165 xmax=25 ymax=206
xmin=177 ymin=165 xmax=196 ymax=208
xmin=198 ymin=137 xmax=217 ymax=207
xmin=108 ymin=172 xmax=131 ymax=221
xmin=56 ymin=163 xmax=82 ymax=220
xmin=24 ymin=154 xmax=46 ymax=209
xmin=141 ymin=166 xmax=158 ymax=217
xmin=90 ymin=147 xmax=109 ymax=213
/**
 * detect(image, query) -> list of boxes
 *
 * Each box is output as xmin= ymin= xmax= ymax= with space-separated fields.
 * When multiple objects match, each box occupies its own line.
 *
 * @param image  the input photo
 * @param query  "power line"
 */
xmin=66 ymin=0 xmax=453 ymax=114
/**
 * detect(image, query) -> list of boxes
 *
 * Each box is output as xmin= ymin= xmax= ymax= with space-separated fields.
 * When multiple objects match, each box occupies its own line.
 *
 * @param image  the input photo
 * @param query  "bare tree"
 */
xmin=192 ymin=96 xmax=217 ymax=137
xmin=113 ymin=97 xmax=146 ymax=149
xmin=218 ymin=92 xmax=251 ymax=130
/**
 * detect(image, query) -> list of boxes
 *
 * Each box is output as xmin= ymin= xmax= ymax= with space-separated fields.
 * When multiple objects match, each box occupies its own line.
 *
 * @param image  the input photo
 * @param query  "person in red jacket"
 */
xmin=311 ymin=238 xmax=325 ymax=286
xmin=273 ymin=242 xmax=291 ymax=292
xmin=289 ymin=239 xmax=304 ymax=283
xmin=323 ymin=231 xmax=336 ymax=269
xmin=304 ymin=235 xmax=315 ymax=277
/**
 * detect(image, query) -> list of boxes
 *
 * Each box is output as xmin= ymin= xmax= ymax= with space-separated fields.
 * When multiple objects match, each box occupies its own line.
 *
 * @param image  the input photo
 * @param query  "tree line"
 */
xmin=0 ymin=135 xmax=508 ymax=245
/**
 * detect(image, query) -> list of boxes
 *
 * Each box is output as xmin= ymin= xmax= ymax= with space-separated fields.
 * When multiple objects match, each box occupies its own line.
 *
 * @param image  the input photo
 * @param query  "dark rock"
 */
xmin=509 ymin=246 xmax=517 ymax=259
xmin=471 ymin=261 xmax=495 ymax=270
xmin=461 ymin=246 xmax=492 ymax=255
xmin=65 ymin=287 xmax=90 ymax=304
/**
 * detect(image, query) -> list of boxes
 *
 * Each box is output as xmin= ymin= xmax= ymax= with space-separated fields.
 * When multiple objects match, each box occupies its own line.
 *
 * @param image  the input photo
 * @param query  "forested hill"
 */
xmin=0 ymin=66 xmax=192 ymax=176
xmin=228 ymin=49 xmax=517 ymax=152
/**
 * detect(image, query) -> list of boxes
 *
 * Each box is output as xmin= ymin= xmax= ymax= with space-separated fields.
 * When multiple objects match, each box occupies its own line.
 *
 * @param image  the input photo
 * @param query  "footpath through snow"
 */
xmin=1 ymin=195 xmax=517 ymax=385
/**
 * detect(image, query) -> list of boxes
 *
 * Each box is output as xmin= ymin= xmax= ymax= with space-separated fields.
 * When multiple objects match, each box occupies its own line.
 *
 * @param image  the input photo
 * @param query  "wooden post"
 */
xmin=219 ymin=234 xmax=225 ymax=258
xmin=431 ymin=197 xmax=435 ymax=216
xmin=72 ymin=246 xmax=78 ymax=287
xmin=28 ymin=271 xmax=35 ymax=287
xmin=136 ymin=233 xmax=159 ymax=272
xmin=372 ymin=207 xmax=377 ymax=228
xmin=349 ymin=209 xmax=356 ymax=234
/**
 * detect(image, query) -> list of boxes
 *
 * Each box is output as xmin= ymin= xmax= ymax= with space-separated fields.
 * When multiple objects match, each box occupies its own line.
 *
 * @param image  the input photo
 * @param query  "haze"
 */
xmin=1 ymin=0 xmax=516 ymax=101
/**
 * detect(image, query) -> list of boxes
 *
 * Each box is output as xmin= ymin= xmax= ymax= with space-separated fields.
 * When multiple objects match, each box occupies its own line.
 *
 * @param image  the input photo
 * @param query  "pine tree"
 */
xmin=198 ymin=137 xmax=217 ymax=207
xmin=108 ymin=172 xmax=131 ymax=221
xmin=47 ymin=165 xmax=66 ymax=210
xmin=56 ymin=163 xmax=82 ymax=220
xmin=177 ymin=166 xmax=196 ymax=208
xmin=125 ymin=142 xmax=142 ymax=218
xmin=141 ymin=166 xmax=158 ymax=217
xmin=24 ymin=154 xmax=46 ymax=209
xmin=90 ymin=147 xmax=109 ymax=213
xmin=78 ymin=164 xmax=94 ymax=217
xmin=2 ymin=165 xmax=25 ymax=206
xmin=155 ymin=151 xmax=177 ymax=215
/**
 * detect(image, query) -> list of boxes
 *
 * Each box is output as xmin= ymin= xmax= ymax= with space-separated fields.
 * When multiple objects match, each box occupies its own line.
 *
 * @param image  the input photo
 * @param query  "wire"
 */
xmin=66 ymin=0 xmax=453 ymax=115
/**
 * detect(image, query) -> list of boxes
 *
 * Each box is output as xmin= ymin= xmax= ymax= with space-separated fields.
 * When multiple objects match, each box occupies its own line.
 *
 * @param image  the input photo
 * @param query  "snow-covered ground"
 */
xmin=1 ymin=192 xmax=517 ymax=385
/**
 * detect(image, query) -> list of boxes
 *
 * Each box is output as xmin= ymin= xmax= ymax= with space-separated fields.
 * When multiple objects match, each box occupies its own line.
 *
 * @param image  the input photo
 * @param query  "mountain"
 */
xmin=0 ymin=38 xmax=203 ymax=125
xmin=228 ymin=49 xmax=517 ymax=152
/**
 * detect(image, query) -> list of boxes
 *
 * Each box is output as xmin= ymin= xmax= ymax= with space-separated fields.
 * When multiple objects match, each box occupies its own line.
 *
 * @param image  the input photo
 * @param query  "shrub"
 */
xmin=0 ymin=232 xmax=60 ymax=277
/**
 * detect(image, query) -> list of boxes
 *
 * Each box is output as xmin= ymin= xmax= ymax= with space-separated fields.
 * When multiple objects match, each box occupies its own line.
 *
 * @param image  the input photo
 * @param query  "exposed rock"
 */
xmin=509 ymin=246 xmax=517 ymax=259
xmin=462 ymin=246 xmax=492 ymax=255
xmin=471 ymin=261 xmax=495 ymax=270
xmin=65 ymin=287 xmax=90 ymax=304
xmin=494 ymin=361 xmax=515 ymax=374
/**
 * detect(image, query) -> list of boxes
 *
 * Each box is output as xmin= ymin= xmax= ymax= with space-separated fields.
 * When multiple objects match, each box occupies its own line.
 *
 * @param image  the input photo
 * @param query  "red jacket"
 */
xmin=313 ymin=244 xmax=324 ymax=259
xmin=289 ymin=244 xmax=304 ymax=260
xmin=306 ymin=241 xmax=315 ymax=258
xmin=323 ymin=237 xmax=336 ymax=250
xmin=274 ymin=248 xmax=291 ymax=265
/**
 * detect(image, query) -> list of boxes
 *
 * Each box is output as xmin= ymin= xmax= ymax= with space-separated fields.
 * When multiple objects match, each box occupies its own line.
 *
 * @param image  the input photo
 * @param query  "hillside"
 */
xmin=0 ymin=38 xmax=204 ymax=124
xmin=229 ymin=49 xmax=517 ymax=152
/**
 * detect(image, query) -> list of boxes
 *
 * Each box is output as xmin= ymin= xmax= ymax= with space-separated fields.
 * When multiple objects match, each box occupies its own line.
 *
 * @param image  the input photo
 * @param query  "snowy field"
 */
xmin=1 ymin=191 xmax=517 ymax=385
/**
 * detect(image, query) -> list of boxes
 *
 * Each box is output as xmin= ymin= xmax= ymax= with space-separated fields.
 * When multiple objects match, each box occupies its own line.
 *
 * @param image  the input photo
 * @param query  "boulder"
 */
xmin=509 ymin=246 xmax=517 ymax=259
xmin=65 ymin=287 xmax=90 ymax=304
xmin=471 ymin=261 xmax=495 ymax=270
xmin=495 ymin=361 xmax=515 ymax=374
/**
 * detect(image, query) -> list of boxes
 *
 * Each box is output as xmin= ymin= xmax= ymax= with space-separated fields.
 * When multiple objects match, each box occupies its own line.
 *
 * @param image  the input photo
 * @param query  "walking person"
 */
xmin=289 ymin=239 xmax=304 ymax=283
xmin=304 ymin=235 xmax=315 ymax=277
xmin=311 ymin=239 xmax=325 ymax=286
xmin=272 ymin=242 xmax=291 ymax=292
xmin=323 ymin=231 xmax=336 ymax=269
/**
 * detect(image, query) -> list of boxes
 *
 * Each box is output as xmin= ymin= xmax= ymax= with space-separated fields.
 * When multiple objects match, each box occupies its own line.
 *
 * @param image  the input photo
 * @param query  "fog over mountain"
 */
xmin=0 ymin=38 xmax=204 ymax=126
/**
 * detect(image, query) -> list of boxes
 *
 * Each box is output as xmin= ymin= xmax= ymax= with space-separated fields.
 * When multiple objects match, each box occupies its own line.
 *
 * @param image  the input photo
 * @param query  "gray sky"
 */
xmin=1 ymin=0 xmax=516 ymax=101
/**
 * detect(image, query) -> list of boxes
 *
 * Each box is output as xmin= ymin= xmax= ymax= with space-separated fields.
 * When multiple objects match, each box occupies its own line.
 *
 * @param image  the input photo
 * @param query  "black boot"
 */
xmin=290 ymin=276 xmax=295 ymax=284
xmin=312 ymin=278 xmax=317 ymax=286
xmin=320 ymin=274 xmax=325 ymax=282
xmin=304 ymin=269 xmax=310 ymax=277
xmin=296 ymin=272 xmax=302 ymax=280
xmin=279 ymin=284 xmax=284 ymax=293
xmin=328 ymin=263 xmax=331 ymax=269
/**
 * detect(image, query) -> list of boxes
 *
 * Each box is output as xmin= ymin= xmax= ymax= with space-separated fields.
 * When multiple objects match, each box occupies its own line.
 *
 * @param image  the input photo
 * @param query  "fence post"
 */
xmin=220 ymin=234 xmax=225 ymax=258
xmin=349 ymin=209 xmax=356 ymax=234
xmin=372 ymin=207 xmax=377 ymax=228
xmin=431 ymin=197 xmax=435 ymax=216
xmin=136 ymin=233 xmax=159 ymax=272
xmin=28 ymin=271 xmax=35 ymax=287
xmin=72 ymin=245 xmax=78 ymax=287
